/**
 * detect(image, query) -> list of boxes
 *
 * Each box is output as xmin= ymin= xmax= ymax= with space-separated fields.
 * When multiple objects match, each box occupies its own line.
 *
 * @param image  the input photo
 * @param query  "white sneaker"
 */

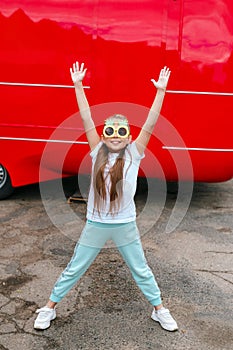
xmin=151 ymin=307 xmax=178 ymax=331
xmin=34 ymin=306 xmax=56 ymax=330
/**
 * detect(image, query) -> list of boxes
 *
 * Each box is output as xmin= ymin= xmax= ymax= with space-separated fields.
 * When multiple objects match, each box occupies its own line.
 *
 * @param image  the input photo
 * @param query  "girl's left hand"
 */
xmin=151 ymin=66 xmax=171 ymax=91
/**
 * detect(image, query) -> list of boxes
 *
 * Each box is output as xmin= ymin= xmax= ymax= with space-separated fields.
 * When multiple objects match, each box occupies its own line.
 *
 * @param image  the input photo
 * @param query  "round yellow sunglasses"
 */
xmin=103 ymin=124 xmax=130 ymax=138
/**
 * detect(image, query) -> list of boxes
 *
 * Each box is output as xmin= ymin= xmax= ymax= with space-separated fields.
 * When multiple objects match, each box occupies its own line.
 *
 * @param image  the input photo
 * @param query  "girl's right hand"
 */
xmin=151 ymin=66 xmax=171 ymax=91
xmin=70 ymin=61 xmax=87 ymax=84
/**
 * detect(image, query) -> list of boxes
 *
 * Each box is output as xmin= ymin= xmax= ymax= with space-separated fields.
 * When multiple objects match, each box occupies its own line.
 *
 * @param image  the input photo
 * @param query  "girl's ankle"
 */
xmin=46 ymin=301 xmax=57 ymax=309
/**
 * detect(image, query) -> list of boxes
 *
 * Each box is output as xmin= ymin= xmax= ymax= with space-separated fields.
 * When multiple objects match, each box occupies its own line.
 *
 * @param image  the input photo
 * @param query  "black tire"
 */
xmin=0 ymin=164 xmax=14 ymax=199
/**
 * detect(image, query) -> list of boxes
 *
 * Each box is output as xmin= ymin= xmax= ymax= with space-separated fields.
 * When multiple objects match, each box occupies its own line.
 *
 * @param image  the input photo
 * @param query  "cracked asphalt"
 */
xmin=0 ymin=177 xmax=233 ymax=350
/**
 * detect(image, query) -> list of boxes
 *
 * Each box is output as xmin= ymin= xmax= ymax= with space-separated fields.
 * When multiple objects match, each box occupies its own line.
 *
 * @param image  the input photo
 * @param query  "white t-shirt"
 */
xmin=86 ymin=141 xmax=144 ymax=223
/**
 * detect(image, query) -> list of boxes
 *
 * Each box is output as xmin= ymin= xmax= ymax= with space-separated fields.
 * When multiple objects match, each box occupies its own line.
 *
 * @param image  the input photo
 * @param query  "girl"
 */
xmin=34 ymin=62 xmax=178 ymax=332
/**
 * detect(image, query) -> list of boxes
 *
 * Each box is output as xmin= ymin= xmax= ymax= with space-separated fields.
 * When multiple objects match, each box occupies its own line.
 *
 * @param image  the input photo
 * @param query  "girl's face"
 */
xmin=102 ymin=120 xmax=131 ymax=152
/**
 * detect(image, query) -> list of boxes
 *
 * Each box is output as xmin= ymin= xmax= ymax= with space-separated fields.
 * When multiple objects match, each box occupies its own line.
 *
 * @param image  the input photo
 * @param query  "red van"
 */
xmin=1 ymin=0 xmax=233 ymax=199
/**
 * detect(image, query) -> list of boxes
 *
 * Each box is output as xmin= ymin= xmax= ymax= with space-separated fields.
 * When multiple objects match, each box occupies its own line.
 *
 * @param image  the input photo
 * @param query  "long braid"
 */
xmin=93 ymin=144 xmax=109 ymax=214
xmin=93 ymin=145 xmax=127 ymax=216
xmin=109 ymin=148 xmax=125 ymax=214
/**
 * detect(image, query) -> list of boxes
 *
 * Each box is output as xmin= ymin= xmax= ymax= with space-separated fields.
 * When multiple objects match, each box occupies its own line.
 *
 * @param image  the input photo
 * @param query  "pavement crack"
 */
xmin=0 ymin=298 xmax=11 ymax=310
xmin=210 ymin=272 xmax=233 ymax=285
xmin=205 ymin=251 xmax=233 ymax=254
xmin=194 ymin=269 xmax=233 ymax=285
xmin=195 ymin=269 xmax=233 ymax=274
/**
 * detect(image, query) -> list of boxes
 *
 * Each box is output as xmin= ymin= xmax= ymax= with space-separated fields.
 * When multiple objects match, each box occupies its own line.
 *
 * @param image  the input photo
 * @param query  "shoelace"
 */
xmin=36 ymin=308 xmax=53 ymax=320
xmin=157 ymin=308 xmax=172 ymax=320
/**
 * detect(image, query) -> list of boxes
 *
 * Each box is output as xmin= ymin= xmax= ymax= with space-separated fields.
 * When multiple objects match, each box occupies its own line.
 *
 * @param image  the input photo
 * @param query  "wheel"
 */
xmin=0 ymin=164 xmax=14 ymax=199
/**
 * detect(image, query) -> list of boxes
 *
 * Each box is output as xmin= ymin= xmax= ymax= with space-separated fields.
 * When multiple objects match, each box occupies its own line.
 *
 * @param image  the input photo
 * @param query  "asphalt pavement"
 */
xmin=0 ymin=177 xmax=232 ymax=350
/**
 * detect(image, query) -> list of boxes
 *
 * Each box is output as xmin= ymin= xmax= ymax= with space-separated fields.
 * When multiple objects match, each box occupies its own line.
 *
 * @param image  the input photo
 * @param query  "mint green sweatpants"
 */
xmin=50 ymin=220 xmax=162 ymax=306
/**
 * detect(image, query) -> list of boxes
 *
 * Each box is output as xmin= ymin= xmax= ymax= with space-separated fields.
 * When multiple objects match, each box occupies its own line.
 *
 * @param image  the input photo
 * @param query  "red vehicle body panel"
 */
xmin=0 ymin=0 xmax=233 ymax=192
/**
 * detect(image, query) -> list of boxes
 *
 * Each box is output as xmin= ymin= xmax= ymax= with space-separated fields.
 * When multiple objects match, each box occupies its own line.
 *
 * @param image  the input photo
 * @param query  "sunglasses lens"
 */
xmin=104 ymin=126 xmax=114 ymax=136
xmin=118 ymin=127 xmax=128 ymax=136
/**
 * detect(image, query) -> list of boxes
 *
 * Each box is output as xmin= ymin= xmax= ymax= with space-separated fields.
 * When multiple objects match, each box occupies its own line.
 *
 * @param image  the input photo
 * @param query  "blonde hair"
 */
xmin=104 ymin=114 xmax=130 ymax=129
xmin=93 ymin=114 xmax=131 ymax=215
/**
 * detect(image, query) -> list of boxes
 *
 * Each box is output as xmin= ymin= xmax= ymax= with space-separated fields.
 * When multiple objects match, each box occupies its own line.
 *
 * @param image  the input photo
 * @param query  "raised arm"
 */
xmin=135 ymin=66 xmax=171 ymax=155
xmin=70 ymin=61 xmax=100 ymax=150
